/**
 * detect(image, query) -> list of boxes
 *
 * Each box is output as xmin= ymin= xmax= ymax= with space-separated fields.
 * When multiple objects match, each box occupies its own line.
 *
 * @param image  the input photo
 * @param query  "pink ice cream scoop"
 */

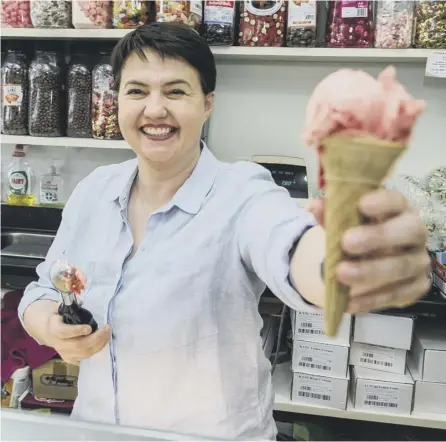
xmin=303 ymin=66 xmax=425 ymax=188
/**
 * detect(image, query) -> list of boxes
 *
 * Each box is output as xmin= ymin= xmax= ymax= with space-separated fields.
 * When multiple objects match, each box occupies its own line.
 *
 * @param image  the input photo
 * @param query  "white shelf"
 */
xmin=1 ymin=29 xmax=435 ymax=62
xmin=1 ymin=27 xmax=131 ymax=40
xmin=272 ymin=362 xmax=446 ymax=430
xmin=1 ymin=135 xmax=131 ymax=149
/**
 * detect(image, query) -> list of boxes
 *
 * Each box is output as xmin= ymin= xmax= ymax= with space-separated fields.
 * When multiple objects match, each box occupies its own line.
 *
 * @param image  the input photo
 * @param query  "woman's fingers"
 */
xmin=337 ymin=248 xmax=430 ymax=291
xmin=347 ymin=274 xmax=430 ymax=314
xmin=342 ymin=211 xmax=428 ymax=256
xmin=359 ymin=188 xmax=408 ymax=221
xmin=57 ymin=325 xmax=111 ymax=362
xmin=50 ymin=314 xmax=92 ymax=339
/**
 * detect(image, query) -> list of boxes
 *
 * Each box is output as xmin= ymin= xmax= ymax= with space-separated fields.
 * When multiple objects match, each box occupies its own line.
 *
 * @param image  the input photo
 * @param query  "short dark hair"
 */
xmin=111 ymin=22 xmax=216 ymax=95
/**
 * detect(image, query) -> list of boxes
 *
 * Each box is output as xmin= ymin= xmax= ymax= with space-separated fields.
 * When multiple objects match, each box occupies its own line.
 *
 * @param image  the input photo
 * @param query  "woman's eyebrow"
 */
xmin=123 ymin=80 xmax=148 ymax=88
xmin=123 ymin=79 xmax=191 ymax=88
xmin=164 ymin=79 xmax=191 ymax=88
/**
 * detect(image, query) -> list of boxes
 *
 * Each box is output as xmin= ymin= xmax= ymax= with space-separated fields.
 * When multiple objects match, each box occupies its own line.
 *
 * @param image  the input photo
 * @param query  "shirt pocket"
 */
xmin=125 ymin=245 xmax=221 ymax=355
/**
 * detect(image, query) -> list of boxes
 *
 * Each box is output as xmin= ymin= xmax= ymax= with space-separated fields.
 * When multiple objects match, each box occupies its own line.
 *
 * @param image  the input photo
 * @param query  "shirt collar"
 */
xmin=108 ymin=141 xmax=220 ymax=215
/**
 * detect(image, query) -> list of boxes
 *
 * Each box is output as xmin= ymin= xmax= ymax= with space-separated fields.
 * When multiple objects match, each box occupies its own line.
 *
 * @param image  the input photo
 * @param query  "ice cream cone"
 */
xmin=321 ymin=134 xmax=406 ymax=336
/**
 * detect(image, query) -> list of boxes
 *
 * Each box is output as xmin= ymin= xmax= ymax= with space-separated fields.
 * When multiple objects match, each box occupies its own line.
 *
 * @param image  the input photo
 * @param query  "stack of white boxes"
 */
xmin=408 ymin=325 xmax=446 ymax=414
xmin=290 ymin=310 xmax=352 ymax=410
xmin=350 ymin=313 xmax=416 ymax=415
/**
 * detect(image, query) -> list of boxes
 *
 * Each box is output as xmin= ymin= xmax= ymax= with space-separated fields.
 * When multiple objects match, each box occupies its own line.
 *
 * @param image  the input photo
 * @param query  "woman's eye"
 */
xmin=126 ymin=89 xmax=144 ymax=96
xmin=168 ymin=89 xmax=186 ymax=97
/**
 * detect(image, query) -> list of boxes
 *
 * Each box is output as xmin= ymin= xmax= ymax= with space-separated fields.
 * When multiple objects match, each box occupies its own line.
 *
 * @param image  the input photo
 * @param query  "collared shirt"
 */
xmin=19 ymin=144 xmax=317 ymax=440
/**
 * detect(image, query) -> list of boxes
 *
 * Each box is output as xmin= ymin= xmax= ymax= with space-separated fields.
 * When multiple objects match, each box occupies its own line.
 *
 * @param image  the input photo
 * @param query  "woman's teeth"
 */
xmin=142 ymin=127 xmax=175 ymax=136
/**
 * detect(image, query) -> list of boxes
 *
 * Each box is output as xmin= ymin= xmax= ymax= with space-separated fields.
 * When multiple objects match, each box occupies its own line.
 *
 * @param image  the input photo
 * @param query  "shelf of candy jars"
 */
xmin=0 ymin=28 xmax=438 ymax=62
xmin=1 ymin=1 xmax=445 ymax=150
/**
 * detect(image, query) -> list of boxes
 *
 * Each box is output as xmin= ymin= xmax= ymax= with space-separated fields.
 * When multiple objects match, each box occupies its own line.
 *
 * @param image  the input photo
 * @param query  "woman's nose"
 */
xmin=143 ymin=93 xmax=168 ymax=119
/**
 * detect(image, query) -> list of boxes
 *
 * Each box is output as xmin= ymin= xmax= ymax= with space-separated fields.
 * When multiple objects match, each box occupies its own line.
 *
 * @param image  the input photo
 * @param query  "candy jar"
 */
xmin=414 ymin=1 xmax=446 ymax=49
xmin=67 ymin=54 xmax=92 ymax=138
xmin=203 ymin=0 xmax=235 ymax=45
xmin=1 ymin=49 xmax=28 ymax=135
xmin=72 ymin=1 xmax=112 ymax=28
xmin=30 ymin=1 xmax=72 ymax=28
xmin=155 ymin=0 xmax=203 ymax=31
xmin=326 ymin=0 xmax=374 ymax=48
xmin=286 ymin=0 xmax=317 ymax=48
xmin=374 ymin=1 xmax=415 ymax=49
xmin=238 ymin=0 xmax=287 ymax=47
xmin=112 ymin=0 xmax=149 ymax=29
xmin=28 ymin=50 xmax=65 ymax=137
xmin=1 ymin=0 xmax=33 ymax=28
xmin=92 ymin=55 xmax=122 ymax=140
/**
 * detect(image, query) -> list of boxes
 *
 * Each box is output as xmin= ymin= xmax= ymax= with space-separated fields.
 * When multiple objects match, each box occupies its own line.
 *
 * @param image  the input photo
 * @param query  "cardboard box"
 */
xmin=349 ymin=342 xmax=407 ymax=374
xmin=32 ymin=359 xmax=79 ymax=401
xmin=409 ymin=325 xmax=446 ymax=383
xmin=292 ymin=340 xmax=349 ymax=378
xmin=408 ymin=360 xmax=446 ymax=415
xmin=291 ymin=310 xmax=352 ymax=347
xmin=351 ymin=366 xmax=414 ymax=415
xmin=291 ymin=371 xmax=349 ymax=410
xmin=353 ymin=313 xmax=415 ymax=350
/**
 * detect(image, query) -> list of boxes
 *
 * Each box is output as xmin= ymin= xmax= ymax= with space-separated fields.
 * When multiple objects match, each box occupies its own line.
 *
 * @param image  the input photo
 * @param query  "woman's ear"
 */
xmin=204 ymin=92 xmax=215 ymax=120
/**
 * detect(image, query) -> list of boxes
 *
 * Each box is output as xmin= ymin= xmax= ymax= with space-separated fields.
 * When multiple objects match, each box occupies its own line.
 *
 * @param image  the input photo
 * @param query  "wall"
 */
xmin=2 ymin=60 xmax=445 ymax=202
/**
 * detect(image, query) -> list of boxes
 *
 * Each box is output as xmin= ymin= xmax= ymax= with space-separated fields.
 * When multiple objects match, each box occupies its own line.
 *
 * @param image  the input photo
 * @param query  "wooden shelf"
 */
xmin=272 ymin=363 xmax=446 ymax=430
xmin=1 ymin=135 xmax=131 ymax=149
xmin=1 ymin=29 xmax=435 ymax=63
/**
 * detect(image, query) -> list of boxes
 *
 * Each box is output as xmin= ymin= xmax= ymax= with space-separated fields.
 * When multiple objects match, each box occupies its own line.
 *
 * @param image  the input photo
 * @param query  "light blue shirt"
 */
xmin=19 ymin=144 xmax=316 ymax=440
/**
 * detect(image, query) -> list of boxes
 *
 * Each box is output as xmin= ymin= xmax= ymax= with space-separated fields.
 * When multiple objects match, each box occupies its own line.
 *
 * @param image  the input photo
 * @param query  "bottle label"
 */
xmin=40 ymin=183 xmax=60 ymax=204
xmin=191 ymin=0 xmax=203 ymax=17
xmin=205 ymin=1 xmax=235 ymax=25
xmin=94 ymin=77 xmax=112 ymax=92
xmin=158 ymin=0 xmax=202 ymax=18
xmin=341 ymin=1 xmax=369 ymax=18
xmin=245 ymin=0 xmax=284 ymax=17
xmin=3 ymin=85 xmax=23 ymax=107
xmin=288 ymin=0 xmax=316 ymax=28
xmin=8 ymin=171 xmax=28 ymax=195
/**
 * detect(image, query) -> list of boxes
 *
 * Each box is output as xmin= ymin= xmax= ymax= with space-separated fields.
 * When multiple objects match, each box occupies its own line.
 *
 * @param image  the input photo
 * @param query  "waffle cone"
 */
xmin=321 ymin=134 xmax=406 ymax=336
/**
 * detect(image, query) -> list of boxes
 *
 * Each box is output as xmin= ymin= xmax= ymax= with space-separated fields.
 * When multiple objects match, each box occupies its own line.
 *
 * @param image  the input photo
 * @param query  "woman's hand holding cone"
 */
xmin=307 ymin=188 xmax=431 ymax=314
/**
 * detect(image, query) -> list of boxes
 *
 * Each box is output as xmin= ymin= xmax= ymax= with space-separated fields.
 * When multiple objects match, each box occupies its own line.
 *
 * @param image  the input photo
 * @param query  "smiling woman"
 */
xmin=18 ymin=21 xmax=430 ymax=442
xmin=112 ymin=24 xmax=215 ymax=168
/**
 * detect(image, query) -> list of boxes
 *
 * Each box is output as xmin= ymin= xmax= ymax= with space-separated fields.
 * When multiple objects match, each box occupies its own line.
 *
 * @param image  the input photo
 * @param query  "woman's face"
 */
xmin=118 ymin=48 xmax=214 ymax=166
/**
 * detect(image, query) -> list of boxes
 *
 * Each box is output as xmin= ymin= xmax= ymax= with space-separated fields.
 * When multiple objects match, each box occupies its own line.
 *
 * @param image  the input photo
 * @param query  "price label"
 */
xmin=425 ymin=51 xmax=446 ymax=78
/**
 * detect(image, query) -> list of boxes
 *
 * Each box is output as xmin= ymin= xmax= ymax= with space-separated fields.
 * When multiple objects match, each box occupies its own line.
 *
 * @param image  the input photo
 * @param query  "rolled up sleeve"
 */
xmin=18 ymin=179 xmax=85 ymax=327
xmin=236 ymin=166 xmax=318 ymax=311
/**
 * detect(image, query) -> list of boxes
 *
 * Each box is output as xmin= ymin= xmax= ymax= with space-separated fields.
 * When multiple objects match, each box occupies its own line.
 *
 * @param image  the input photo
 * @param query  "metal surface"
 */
xmin=1 ymin=232 xmax=54 ymax=259
xmin=49 ymin=259 xmax=76 ymax=294
xmin=2 ymin=409 xmax=213 ymax=441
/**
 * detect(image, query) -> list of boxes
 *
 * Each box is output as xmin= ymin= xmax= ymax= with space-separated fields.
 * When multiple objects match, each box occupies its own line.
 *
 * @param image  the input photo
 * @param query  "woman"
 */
xmin=19 ymin=23 xmax=429 ymax=440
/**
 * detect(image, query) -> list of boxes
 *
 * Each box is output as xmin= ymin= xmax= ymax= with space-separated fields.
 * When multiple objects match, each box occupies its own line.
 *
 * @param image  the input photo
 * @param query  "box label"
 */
xmin=358 ymin=344 xmax=396 ymax=369
xmin=296 ymin=312 xmax=324 ymax=336
xmin=364 ymin=383 xmax=400 ymax=409
xmin=297 ymin=374 xmax=332 ymax=402
xmin=297 ymin=343 xmax=333 ymax=372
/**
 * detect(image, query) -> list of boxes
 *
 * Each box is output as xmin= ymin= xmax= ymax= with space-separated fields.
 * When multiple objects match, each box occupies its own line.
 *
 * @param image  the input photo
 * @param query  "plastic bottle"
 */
xmin=39 ymin=162 xmax=64 ymax=207
xmin=6 ymin=145 xmax=37 ymax=206
xmin=1 ymin=366 xmax=31 ymax=408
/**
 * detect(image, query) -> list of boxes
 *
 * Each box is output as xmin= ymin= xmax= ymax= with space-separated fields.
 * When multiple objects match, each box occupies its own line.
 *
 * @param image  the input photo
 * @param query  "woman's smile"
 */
xmin=140 ymin=124 xmax=179 ymax=142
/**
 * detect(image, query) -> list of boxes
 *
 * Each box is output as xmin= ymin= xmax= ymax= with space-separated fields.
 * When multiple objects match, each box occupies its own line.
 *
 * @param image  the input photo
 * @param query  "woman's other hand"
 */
xmin=44 ymin=302 xmax=112 ymax=365
xmin=308 ymin=188 xmax=430 ymax=313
